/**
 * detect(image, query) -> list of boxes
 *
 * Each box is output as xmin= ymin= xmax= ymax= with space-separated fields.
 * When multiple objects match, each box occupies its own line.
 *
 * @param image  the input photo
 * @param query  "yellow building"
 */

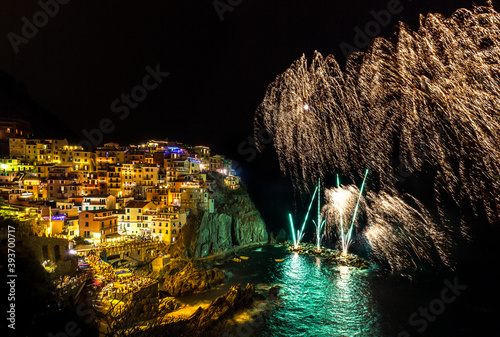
xmin=150 ymin=211 xmax=186 ymax=243
xmin=40 ymin=208 xmax=66 ymax=236
xmin=65 ymin=216 xmax=79 ymax=239
xmin=191 ymin=145 xmax=210 ymax=171
xmin=22 ymin=176 xmax=45 ymax=200
xmin=53 ymin=147 xmax=96 ymax=172
xmin=133 ymin=164 xmax=159 ymax=187
xmin=35 ymin=164 xmax=53 ymax=178
xmin=0 ymin=158 xmax=34 ymax=173
xmin=28 ymin=139 xmax=69 ymax=164
xmin=117 ymin=200 xmax=157 ymax=237
xmin=121 ymin=164 xmax=135 ymax=197
xmin=56 ymin=201 xmax=79 ymax=217
xmin=106 ymin=165 xmax=124 ymax=197
xmin=224 ymin=175 xmax=240 ymax=190
xmin=96 ymin=143 xmax=125 ymax=167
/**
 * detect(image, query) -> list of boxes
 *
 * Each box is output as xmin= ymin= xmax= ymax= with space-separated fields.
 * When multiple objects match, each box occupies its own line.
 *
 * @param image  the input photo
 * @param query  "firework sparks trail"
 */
xmin=364 ymin=191 xmax=454 ymax=272
xmin=256 ymin=3 xmax=500 ymax=270
xmin=255 ymin=3 xmax=500 ymax=226
xmin=289 ymin=185 xmax=318 ymax=248
xmin=312 ymin=178 xmax=326 ymax=251
xmin=323 ymin=184 xmax=366 ymax=255
xmin=344 ymin=169 xmax=369 ymax=254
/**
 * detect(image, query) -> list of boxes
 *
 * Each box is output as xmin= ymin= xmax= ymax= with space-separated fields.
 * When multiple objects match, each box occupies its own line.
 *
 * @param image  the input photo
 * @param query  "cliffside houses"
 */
xmin=0 ymin=126 xmax=238 ymax=244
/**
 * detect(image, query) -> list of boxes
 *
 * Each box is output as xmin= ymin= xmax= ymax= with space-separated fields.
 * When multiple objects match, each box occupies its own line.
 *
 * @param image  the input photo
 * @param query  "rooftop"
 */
xmin=80 ymin=209 xmax=115 ymax=214
xmin=125 ymin=200 xmax=152 ymax=209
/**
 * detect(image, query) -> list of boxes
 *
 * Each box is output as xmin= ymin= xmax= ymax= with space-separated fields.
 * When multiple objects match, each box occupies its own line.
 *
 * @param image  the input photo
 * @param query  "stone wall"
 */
xmin=18 ymin=236 xmax=77 ymax=279
xmin=102 ymin=242 xmax=162 ymax=265
xmin=152 ymin=256 xmax=170 ymax=272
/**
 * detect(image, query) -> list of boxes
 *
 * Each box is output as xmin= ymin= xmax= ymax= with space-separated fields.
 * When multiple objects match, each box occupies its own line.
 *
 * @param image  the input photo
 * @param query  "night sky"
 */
xmin=0 ymin=0 xmax=478 ymax=229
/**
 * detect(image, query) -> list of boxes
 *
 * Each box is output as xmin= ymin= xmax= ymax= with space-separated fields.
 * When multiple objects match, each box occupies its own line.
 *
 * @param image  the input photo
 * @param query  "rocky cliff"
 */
xmin=168 ymin=172 xmax=268 ymax=259
xmin=194 ymin=201 xmax=268 ymax=258
xmin=161 ymin=261 xmax=227 ymax=296
xmin=163 ymin=283 xmax=255 ymax=336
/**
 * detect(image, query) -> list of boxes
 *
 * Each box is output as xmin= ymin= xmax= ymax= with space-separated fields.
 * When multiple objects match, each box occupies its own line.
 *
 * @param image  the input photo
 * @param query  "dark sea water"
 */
xmin=179 ymin=245 xmax=497 ymax=337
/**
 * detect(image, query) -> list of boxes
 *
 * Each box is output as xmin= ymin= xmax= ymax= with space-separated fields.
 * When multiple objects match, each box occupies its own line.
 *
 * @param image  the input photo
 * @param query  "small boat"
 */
xmin=275 ymin=259 xmax=284 ymax=262
xmin=232 ymin=258 xmax=241 ymax=263
xmin=240 ymin=256 xmax=249 ymax=260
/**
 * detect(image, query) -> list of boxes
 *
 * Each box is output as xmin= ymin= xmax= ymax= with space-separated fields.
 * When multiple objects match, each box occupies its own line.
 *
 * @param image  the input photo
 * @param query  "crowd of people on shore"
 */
xmin=49 ymin=274 xmax=88 ymax=300
xmin=112 ymin=275 xmax=155 ymax=296
xmin=85 ymin=253 xmax=118 ymax=285
xmin=82 ymin=251 xmax=155 ymax=300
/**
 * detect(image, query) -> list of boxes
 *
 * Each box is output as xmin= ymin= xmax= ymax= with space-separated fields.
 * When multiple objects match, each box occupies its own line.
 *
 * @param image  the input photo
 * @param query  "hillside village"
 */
xmin=0 ymin=118 xmax=241 ymax=245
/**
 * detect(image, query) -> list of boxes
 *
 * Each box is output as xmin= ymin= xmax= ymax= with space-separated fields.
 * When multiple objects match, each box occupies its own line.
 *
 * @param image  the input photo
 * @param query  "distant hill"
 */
xmin=0 ymin=69 xmax=78 ymax=141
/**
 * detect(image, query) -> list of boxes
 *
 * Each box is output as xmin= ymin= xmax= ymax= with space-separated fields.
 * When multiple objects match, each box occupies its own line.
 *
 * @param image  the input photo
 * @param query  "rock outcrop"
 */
xmin=194 ymin=208 xmax=268 ymax=258
xmin=234 ymin=209 xmax=268 ymax=245
xmin=283 ymin=241 xmax=371 ymax=269
xmin=164 ymin=283 xmax=255 ymax=336
xmin=276 ymin=228 xmax=287 ymax=243
xmin=186 ymin=283 xmax=254 ymax=327
xmin=159 ymin=297 xmax=184 ymax=313
xmin=160 ymin=261 xmax=227 ymax=297
xmin=195 ymin=213 xmax=233 ymax=257
xmin=168 ymin=171 xmax=268 ymax=259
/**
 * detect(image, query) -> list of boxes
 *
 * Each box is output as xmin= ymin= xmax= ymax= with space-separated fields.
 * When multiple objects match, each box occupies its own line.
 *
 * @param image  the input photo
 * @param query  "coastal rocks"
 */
xmin=111 ymin=295 xmax=160 ymax=330
xmin=276 ymin=229 xmax=287 ymax=243
xmin=168 ymin=171 xmax=268 ymax=259
xmin=161 ymin=261 xmax=227 ymax=297
xmin=268 ymin=231 xmax=276 ymax=244
xmin=193 ymin=210 xmax=267 ymax=258
xmin=184 ymin=283 xmax=255 ymax=331
xmin=268 ymin=285 xmax=281 ymax=300
xmin=159 ymin=297 xmax=183 ymax=313
xmin=195 ymin=213 xmax=233 ymax=258
xmin=283 ymin=241 xmax=370 ymax=269
xmin=234 ymin=211 xmax=268 ymax=245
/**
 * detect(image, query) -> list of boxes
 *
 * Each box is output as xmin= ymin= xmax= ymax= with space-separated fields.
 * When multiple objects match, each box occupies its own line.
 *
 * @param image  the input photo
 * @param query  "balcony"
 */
xmin=93 ymin=215 xmax=118 ymax=220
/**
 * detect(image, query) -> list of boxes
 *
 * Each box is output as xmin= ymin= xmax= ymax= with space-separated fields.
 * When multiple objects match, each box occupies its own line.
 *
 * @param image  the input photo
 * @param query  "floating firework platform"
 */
xmin=282 ymin=242 xmax=370 ymax=269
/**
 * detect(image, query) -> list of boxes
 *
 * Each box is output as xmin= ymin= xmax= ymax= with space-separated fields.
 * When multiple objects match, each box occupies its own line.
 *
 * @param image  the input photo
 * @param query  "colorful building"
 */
xmin=79 ymin=209 xmax=119 ymax=243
